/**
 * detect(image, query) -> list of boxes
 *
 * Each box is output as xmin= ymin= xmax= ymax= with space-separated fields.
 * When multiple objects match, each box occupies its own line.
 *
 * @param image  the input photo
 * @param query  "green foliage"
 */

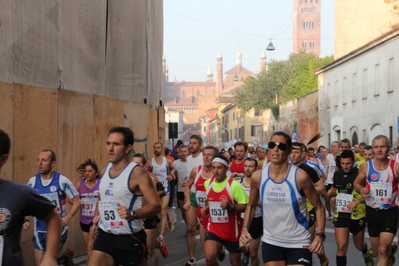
xmin=270 ymin=104 xmax=279 ymax=120
xmin=234 ymin=51 xmax=334 ymax=112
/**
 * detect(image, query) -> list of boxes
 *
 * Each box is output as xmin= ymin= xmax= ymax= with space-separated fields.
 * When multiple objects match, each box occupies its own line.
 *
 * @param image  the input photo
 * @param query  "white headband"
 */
xmin=212 ymin=157 xmax=229 ymax=167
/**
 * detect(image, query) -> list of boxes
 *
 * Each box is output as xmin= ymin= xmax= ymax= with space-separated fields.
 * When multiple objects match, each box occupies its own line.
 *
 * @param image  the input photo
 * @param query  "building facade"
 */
xmin=316 ymin=28 xmax=399 ymax=146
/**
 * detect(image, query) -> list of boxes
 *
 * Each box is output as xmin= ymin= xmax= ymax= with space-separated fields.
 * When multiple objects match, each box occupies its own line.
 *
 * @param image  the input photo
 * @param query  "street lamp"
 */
xmin=266 ymin=39 xmax=275 ymax=51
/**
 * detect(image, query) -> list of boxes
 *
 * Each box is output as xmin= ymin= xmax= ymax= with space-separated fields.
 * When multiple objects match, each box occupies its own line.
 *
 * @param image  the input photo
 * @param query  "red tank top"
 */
xmin=230 ymin=160 xmax=245 ymax=173
xmin=194 ymin=165 xmax=212 ymax=208
xmin=206 ymin=177 xmax=242 ymax=241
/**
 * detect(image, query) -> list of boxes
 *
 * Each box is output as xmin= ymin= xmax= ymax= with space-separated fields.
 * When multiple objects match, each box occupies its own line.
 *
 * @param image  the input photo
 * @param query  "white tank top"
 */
xmin=152 ymin=157 xmax=169 ymax=188
xmin=260 ymin=164 xmax=311 ymax=248
xmin=240 ymin=179 xmax=261 ymax=219
xmin=98 ymin=162 xmax=144 ymax=234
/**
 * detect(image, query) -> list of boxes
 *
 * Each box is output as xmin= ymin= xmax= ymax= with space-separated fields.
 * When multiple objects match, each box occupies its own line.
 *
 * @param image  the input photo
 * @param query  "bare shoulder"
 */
xmin=99 ymin=166 xmax=107 ymax=178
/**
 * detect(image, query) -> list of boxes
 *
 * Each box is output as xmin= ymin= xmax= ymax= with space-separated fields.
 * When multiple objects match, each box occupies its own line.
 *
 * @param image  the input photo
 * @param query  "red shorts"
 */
xmin=197 ymin=207 xmax=209 ymax=227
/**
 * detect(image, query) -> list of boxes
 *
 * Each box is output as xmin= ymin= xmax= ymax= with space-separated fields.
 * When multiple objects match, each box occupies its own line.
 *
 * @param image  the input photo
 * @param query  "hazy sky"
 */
xmin=164 ymin=0 xmax=335 ymax=82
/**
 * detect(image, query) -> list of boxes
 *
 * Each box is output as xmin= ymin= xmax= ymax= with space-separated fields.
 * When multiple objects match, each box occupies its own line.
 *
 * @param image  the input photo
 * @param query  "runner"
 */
xmin=318 ymin=145 xmax=333 ymax=219
xmin=256 ymin=147 xmax=268 ymax=170
xmin=148 ymin=142 xmax=175 ymax=244
xmin=354 ymin=135 xmax=399 ymax=266
xmin=0 ymin=129 xmax=61 ymax=266
xmin=240 ymin=131 xmax=326 ymax=266
xmin=328 ymin=150 xmax=374 ymax=266
xmin=75 ymin=159 xmax=100 ymax=258
xmin=355 ymin=142 xmax=367 ymax=167
xmin=202 ymin=155 xmax=249 ymax=266
xmin=88 ymin=127 xmax=161 ymax=266
xmin=183 ymin=146 xmax=218 ymax=266
xmin=327 ymin=141 xmax=340 ymax=221
xmin=171 ymin=145 xmax=189 ymax=222
xmin=363 ymin=145 xmax=374 ymax=162
xmin=230 ymin=141 xmax=248 ymax=179
xmin=240 ymin=158 xmax=262 ymax=266
xmin=132 ymin=153 xmax=166 ymax=265
xmin=182 ymin=135 xmax=204 ymax=266
xmin=26 ymin=149 xmax=81 ymax=266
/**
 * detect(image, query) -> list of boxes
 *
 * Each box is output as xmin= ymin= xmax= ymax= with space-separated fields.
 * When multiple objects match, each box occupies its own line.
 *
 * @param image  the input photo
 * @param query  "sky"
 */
xmin=164 ymin=0 xmax=335 ymax=82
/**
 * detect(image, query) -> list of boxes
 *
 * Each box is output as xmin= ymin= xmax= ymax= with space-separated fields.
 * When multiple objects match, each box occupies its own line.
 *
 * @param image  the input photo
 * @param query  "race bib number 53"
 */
xmin=99 ymin=201 xmax=124 ymax=229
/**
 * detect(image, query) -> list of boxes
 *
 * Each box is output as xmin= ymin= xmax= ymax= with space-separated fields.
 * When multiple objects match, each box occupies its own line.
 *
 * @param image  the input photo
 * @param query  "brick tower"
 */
xmin=293 ymin=0 xmax=321 ymax=55
xmin=260 ymin=50 xmax=267 ymax=72
xmin=216 ymin=50 xmax=223 ymax=97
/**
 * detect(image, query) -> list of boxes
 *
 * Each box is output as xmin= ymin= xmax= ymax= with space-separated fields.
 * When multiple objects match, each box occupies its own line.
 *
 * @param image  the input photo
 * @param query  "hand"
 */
xmin=22 ymin=221 xmax=30 ymax=231
xmin=61 ymin=216 xmax=71 ymax=227
xmin=200 ymin=207 xmax=208 ymax=217
xmin=39 ymin=256 xmax=58 ymax=266
xmin=360 ymin=187 xmax=370 ymax=198
xmin=183 ymin=201 xmax=191 ymax=211
xmin=220 ymin=198 xmax=229 ymax=209
xmin=116 ymin=203 xmax=131 ymax=220
xmin=167 ymin=174 xmax=173 ymax=181
xmin=308 ymin=236 xmax=325 ymax=254
xmin=239 ymin=229 xmax=252 ymax=247
xmin=90 ymin=223 xmax=99 ymax=241
xmin=181 ymin=180 xmax=186 ymax=187
xmin=92 ymin=215 xmax=100 ymax=225
xmin=346 ymin=201 xmax=357 ymax=209
xmin=230 ymin=172 xmax=240 ymax=178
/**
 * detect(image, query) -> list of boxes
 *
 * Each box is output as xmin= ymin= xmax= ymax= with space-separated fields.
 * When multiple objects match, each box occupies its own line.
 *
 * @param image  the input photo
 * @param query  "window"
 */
xmin=251 ymin=125 xmax=261 ymax=137
xmin=362 ymin=69 xmax=368 ymax=99
xmin=352 ymin=73 xmax=357 ymax=102
xmin=374 ymin=64 xmax=380 ymax=96
xmin=233 ymin=112 xmax=236 ymax=121
xmin=302 ymin=42 xmax=307 ymax=48
xmin=197 ymin=90 xmax=200 ymax=96
xmin=388 ymin=58 xmax=394 ymax=93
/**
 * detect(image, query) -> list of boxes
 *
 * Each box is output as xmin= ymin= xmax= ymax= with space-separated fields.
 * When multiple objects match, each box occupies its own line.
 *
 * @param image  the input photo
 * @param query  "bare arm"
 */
xmin=298 ymin=170 xmax=325 ymax=254
xmin=183 ymin=167 xmax=197 ymax=210
xmin=118 ymin=167 xmax=161 ymax=220
xmin=40 ymin=210 xmax=62 ymax=266
xmin=62 ymin=196 xmax=81 ymax=226
xmin=239 ymin=170 xmax=260 ymax=247
xmin=354 ymin=163 xmax=368 ymax=197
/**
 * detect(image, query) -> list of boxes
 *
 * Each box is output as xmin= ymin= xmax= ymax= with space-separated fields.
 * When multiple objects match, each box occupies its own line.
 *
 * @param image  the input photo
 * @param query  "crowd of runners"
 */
xmin=1 ymin=127 xmax=399 ymax=266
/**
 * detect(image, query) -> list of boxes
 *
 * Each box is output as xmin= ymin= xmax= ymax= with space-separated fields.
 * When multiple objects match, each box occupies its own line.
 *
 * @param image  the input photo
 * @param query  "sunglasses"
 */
xmin=268 ymin=141 xmax=288 ymax=151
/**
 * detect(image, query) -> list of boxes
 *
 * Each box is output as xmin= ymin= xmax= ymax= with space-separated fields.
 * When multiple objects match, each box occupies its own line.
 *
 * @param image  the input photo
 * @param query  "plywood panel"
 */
xmin=13 ymin=83 xmax=58 ymax=184
xmin=124 ymin=102 xmax=150 ymax=157
xmin=57 ymin=89 xmax=94 ymax=256
xmin=0 ymin=81 xmax=14 ymax=180
xmin=93 ymin=95 xmax=124 ymax=168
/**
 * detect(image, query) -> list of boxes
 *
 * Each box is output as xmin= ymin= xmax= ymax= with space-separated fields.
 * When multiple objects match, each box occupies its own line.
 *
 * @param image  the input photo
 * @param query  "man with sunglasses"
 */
xmin=240 ymin=132 xmax=325 ymax=266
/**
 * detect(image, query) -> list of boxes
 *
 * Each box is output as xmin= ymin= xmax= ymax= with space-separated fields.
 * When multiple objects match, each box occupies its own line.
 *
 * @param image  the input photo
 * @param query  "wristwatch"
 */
xmin=315 ymin=232 xmax=326 ymax=241
xmin=228 ymin=204 xmax=236 ymax=211
xmin=130 ymin=210 xmax=138 ymax=220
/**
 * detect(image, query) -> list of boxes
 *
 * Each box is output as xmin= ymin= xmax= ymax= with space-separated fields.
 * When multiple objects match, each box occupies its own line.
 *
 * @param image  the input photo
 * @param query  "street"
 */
xmin=74 ymin=199 xmax=398 ymax=265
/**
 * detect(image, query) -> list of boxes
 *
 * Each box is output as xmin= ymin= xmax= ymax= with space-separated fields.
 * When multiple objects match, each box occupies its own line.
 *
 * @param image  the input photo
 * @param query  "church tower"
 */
xmin=260 ymin=50 xmax=267 ymax=72
xmin=293 ymin=0 xmax=321 ymax=55
xmin=206 ymin=66 xmax=213 ymax=81
xmin=216 ymin=51 xmax=223 ymax=97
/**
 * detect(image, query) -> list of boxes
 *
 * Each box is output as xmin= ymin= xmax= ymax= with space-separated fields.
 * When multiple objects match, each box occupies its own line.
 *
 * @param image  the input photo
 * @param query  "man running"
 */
xmin=148 ymin=142 xmax=175 ymax=244
xmin=202 ymin=155 xmax=249 ymax=266
xmin=355 ymin=142 xmax=367 ymax=167
xmin=171 ymin=145 xmax=189 ymax=222
xmin=240 ymin=131 xmax=326 ymax=266
xmin=256 ymin=147 xmax=268 ymax=170
xmin=328 ymin=150 xmax=374 ymax=266
xmin=26 ymin=149 xmax=81 ymax=266
xmin=318 ymin=145 xmax=333 ymax=219
xmin=230 ymin=141 xmax=248 ymax=179
xmin=89 ymin=127 xmax=161 ymax=266
xmin=363 ymin=145 xmax=374 ymax=162
xmin=240 ymin=158 xmax=262 ymax=266
xmin=183 ymin=146 xmax=218 ymax=266
xmin=354 ymin=135 xmax=399 ymax=266
xmin=0 ymin=129 xmax=61 ymax=266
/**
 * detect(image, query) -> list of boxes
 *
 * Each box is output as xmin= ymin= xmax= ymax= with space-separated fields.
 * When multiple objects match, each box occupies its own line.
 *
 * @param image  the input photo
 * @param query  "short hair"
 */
xmin=212 ymin=154 xmax=229 ymax=167
xmin=0 ymin=129 xmax=11 ymax=157
xmin=364 ymin=145 xmax=372 ymax=151
xmin=76 ymin=159 xmax=99 ymax=177
xmin=190 ymin=135 xmax=203 ymax=145
xmin=42 ymin=149 xmax=56 ymax=162
xmin=307 ymin=147 xmax=315 ymax=151
xmin=340 ymin=150 xmax=355 ymax=161
xmin=229 ymin=154 xmax=236 ymax=162
xmin=245 ymin=157 xmax=258 ymax=168
xmin=340 ymin=138 xmax=351 ymax=147
xmin=179 ymin=145 xmax=188 ymax=149
xmin=164 ymin=148 xmax=171 ymax=155
xmin=359 ymin=142 xmax=367 ymax=147
xmin=203 ymin=146 xmax=218 ymax=156
xmin=372 ymin=135 xmax=391 ymax=148
xmin=109 ymin=127 xmax=134 ymax=147
xmin=271 ymin=131 xmax=292 ymax=149
xmin=133 ymin=153 xmax=147 ymax=166
xmin=234 ymin=141 xmax=248 ymax=151
xmin=153 ymin=142 xmax=163 ymax=148
xmin=331 ymin=141 xmax=339 ymax=146
xmin=292 ymin=142 xmax=305 ymax=152
xmin=317 ymin=145 xmax=326 ymax=153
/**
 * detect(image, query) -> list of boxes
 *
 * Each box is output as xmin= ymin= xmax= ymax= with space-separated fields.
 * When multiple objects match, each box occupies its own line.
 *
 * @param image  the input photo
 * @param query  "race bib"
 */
xmin=369 ymin=183 xmax=392 ymax=204
xmin=196 ymin=191 xmax=207 ymax=208
xmin=82 ymin=197 xmax=98 ymax=216
xmin=42 ymin=192 xmax=61 ymax=213
xmin=99 ymin=201 xmax=124 ymax=229
xmin=336 ymin=193 xmax=354 ymax=213
xmin=209 ymin=201 xmax=229 ymax=223
xmin=0 ymin=235 xmax=3 ymax=266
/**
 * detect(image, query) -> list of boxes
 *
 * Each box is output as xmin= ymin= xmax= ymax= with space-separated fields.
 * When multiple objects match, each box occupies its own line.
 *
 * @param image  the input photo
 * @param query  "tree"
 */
xmin=234 ymin=51 xmax=333 ymax=112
